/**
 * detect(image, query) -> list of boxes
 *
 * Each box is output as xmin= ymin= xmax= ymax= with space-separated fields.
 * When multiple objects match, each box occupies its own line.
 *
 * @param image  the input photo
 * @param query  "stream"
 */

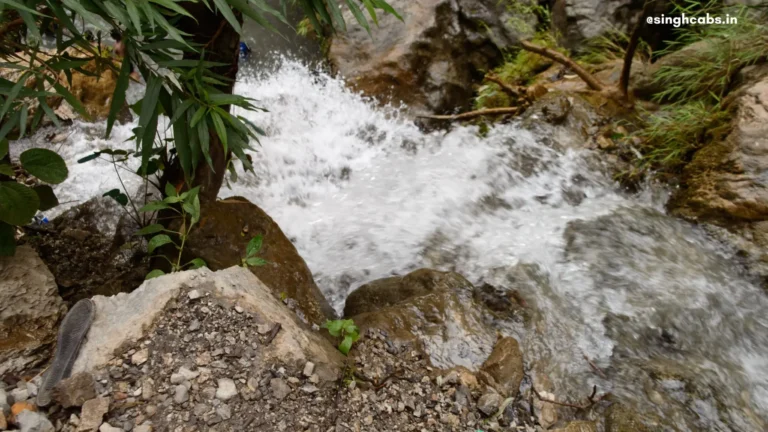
xmin=12 ymin=49 xmax=768 ymax=432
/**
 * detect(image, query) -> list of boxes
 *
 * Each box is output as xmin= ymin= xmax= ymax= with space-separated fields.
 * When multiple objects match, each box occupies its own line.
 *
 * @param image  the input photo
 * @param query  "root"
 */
xmin=520 ymin=41 xmax=606 ymax=92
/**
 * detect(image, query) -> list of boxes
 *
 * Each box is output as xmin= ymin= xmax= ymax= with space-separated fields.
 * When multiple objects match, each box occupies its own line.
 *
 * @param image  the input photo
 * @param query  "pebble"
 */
xmin=300 ymin=384 xmax=319 ymax=394
xmin=10 ymin=387 xmax=29 ymax=403
xmin=131 ymin=348 xmax=149 ymax=366
xmin=15 ymin=410 xmax=54 ymax=432
xmin=173 ymin=385 xmax=189 ymax=404
xmin=270 ymin=379 xmax=291 ymax=400
xmin=98 ymin=423 xmax=123 ymax=432
xmin=187 ymin=290 xmax=202 ymax=300
xmin=215 ymin=403 xmax=231 ymax=420
xmin=303 ymin=362 xmax=315 ymax=377
xmin=234 ymin=306 xmax=244 ymax=314
xmin=0 ymin=389 xmax=8 ymax=415
xmin=188 ymin=320 xmax=200 ymax=332
xmin=256 ymin=324 xmax=272 ymax=335
xmin=53 ymin=372 xmax=97 ymax=409
xmin=215 ymin=379 xmax=237 ymax=401
xmin=478 ymin=393 xmax=502 ymax=416
xmin=0 ymin=411 xmax=6 ymax=430
xmin=78 ymin=397 xmax=110 ymax=432
xmin=133 ymin=425 xmax=152 ymax=432
xmin=170 ymin=367 xmax=199 ymax=384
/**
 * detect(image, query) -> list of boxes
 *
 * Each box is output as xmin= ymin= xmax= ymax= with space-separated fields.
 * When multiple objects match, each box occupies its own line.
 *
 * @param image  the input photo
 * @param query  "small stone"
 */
xmin=25 ymin=383 xmax=38 ymax=398
xmin=69 ymin=414 xmax=80 ymax=426
xmin=10 ymin=387 xmax=29 ymax=403
xmin=302 ymin=362 xmax=315 ymax=377
xmin=256 ymin=324 xmax=272 ymax=335
xmin=363 ymin=415 xmax=373 ymax=426
xmin=269 ymin=379 xmax=291 ymax=400
xmin=130 ymin=349 xmax=149 ymax=366
xmin=188 ymin=320 xmax=200 ymax=332
xmin=477 ymin=393 xmax=502 ymax=417
xmin=215 ymin=379 xmax=237 ymax=401
xmin=78 ymin=397 xmax=110 ymax=432
xmin=170 ymin=367 xmax=199 ymax=384
xmin=234 ymin=306 xmax=244 ymax=314
xmin=133 ymin=425 xmax=152 ymax=432
xmin=215 ymin=404 xmax=231 ymax=420
xmin=15 ymin=410 xmax=54 ymax=432
xmin=188 ymin=290 xmax=202 ymax=300
xmin=98 ymin=423 xmax=122 ymax=432
xmin=53 ymin=372 xmax=97 ymax=408
xmin=0 ymin=389 xmax=9 ymax=415
xmin=201 ymin=387 xmax=216 ymax=400
xmin=11 ymin=401 xmax=36 ymax=417
xmin=173 ymin=386 xmax=188 ymax=404
xmin=0 ymin=411 xmax=6 ymax=430
xmin=300 ymin=384 xmax=318 ymax=394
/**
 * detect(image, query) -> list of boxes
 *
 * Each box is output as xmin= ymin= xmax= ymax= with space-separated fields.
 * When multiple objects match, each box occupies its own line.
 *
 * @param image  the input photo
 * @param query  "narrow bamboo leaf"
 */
xmin=298 ymin=0 xmax=322 ymax=36
xmin=210 ymin=111 xmax=227 ymax=153
xmin=18 ymin=103 xmax=27 ymax=138
xmin=169 ymin=99 xmax=195 ymax=125
xmin=0 ymin=111 xmax=19 ymax=142
xmin=139 ymin=76 xmax=163 ymax=173
xmin=148 ymin=0 xmax=195 ymax=18
xmin=18 ymin=10 xmax=42 ymax=41
xmin=344 ymin=0 xmax=370 ymax=34
xmin=325 ymin=0 xmax=347 ymax=31
xmin=0 ymin=75 xmax=27 ymax=122
xmin=3 ymin=0 xmax=44 ymax=15
xmin=0 ymin=139 xmax=8 ymax=159
xmin=213 ymin=0 xmax=242 ymax=33
xmin=198 ymin=118 xmax=213 ymax=170
xmin=106 ymin=55 xmax=131 ymax=138
xmin=124 ymin=0 xmax=143 ymax=34
xmin=52 ymin=82 xmax=89 ymax=119
xmin=190 ymin=106 xmax=206 ymax=127
xmin=38 ymin=97 xmax=61 ymax=127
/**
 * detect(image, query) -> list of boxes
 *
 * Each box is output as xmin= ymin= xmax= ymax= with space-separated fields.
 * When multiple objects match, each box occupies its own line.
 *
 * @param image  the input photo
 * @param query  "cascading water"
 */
xmin=16 ymin=57 xmax=768 ymax=431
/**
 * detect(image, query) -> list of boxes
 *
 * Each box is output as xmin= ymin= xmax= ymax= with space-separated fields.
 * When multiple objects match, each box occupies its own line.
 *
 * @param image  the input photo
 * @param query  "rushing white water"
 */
xmin=15 ymin=58 xmax=768 ymax=430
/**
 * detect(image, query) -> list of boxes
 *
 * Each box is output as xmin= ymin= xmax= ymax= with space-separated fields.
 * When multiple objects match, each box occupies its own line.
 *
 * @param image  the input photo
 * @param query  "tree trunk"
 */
xmin=173 ymin=4 xmax=242 ymax=203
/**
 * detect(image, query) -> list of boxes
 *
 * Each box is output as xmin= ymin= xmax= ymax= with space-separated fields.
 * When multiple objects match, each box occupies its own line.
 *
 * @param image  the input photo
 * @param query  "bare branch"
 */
xmin=417 ymin=107 xmax=519 ymax=121
xmin=520 ymin=40 xmax=606 ymax=91
xmin=620 ymin=0 xmax=655 ymax=97
xmin=484 ymin=75 xmax=523 ymax=98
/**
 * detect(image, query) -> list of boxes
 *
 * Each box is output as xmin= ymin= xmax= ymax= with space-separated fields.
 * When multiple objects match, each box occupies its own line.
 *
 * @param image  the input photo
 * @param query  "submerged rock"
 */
xmin=182 ymin=196 xmax=334 ymax=325
xmin=328 ymin=0 xmax=536 ymax=113
xmin=0 ymin=246 xmax=66 ymax=377
xmin=346 ymin=268 xmax=497 ymax=370
xmin=479 ymin=337 xmax=524 ymax=398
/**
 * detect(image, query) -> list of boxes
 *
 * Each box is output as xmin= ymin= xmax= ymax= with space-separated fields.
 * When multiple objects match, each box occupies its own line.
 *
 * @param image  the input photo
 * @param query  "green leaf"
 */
xmin=0 ymin=74 xmax=27 ymax=122
xmin=0 ymin=139 xmax=8 ymax=159
xmin=140 ymin=201 xmax=172 ymax=212
xmin=198 ymin=118 xmax=213 ymax=170
xmin=19 ymin=148 xmax=68 ymax=184
xmin=323 ymin=320 xmax=344 ymax=337
xmin=338 ymin=335 xmax=354 ymax=355
xmin=103 ymin=188 xmax=129 ymax=206
xmin=149 ymin=0 xmax=195 ymax=18
xmin=2 ymin=0 xmax=44 ymax=15
xmin=0 ymin=221 xmax=15 ymax=256
xmin=0 ymin=182 xmax=39 ymax=226
xmin=212 ymin=0 xmax=242 ymax=33
xmin=52 ymin=82 xmax=89 ymax=120
xmin=147 ymin=234 xmax=173 ymax=253
xmin=38 ymin=97 xmax=61 ymax=128
xmin=0 ymin=111 xmax=19 ymax=143
xmin=33 ymin=185 xmax=59 ymax=211
xmin=106 ymin=50 xmax=132 ymax=138
xmin=165 ymin=182 xmax=178 ymax=197
xmin=18 ymin=103 xmax=28 ymax=138
xmin=344 ymin=0 xmax=371 ymax=35
xmin=190 ymin=195 xmax=201 ymax=224
xmin=139 ymin=76 xmax=163 ymax=174
xmin=18 ymin=9 xmax=42 ymax=42
xmin=170 ymin=99 xmax=195 ymax=126
xmin=210 ymin=111 xmax=228 ymax=153
xmin=0 ymin=164 xmax=13 ymax=176
xmin=325 ymin=0 xmax=347 ymax=31
xmin=190 ymin=106 xmax=206 ymax=128
xmin=145 ymin=269 xmax=166 ymax=280
xmin=136 ymin=223 xmax=165 ymax=236
xmin=246 ymin=234 xmax=263 ymax=257
xmin=187 ymin=258 xmax=207 ymax=269
xmin=245 ymin=256 xmax=267 ymax=267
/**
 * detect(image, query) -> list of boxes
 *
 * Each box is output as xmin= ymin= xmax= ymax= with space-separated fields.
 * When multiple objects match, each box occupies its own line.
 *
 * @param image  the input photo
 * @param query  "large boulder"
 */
xmin=0 ymin=246 xmax=66 ymax=376
xmin=328 ymin=0 xmax=536 ymax=114
xmin=345 ymin=268 xmax=498 ymax=370
xmin=668 ymin=65 xmax=768 ymax=225
xmin=182 ymin=197 xmax=334 ymax=325
xmin=72 ymin=266 xmax=343 ymax=375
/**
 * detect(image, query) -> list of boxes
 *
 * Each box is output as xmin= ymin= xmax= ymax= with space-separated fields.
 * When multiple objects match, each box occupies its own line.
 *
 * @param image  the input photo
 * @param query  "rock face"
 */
xmin=346 ymin=268 xmax=498 ymax=369
xmin=72 ymin=266 xmax=343 ymax=375
xmin=328 ymin=0 xmax=536 ymax=113
xmin=183 ymin=196 xmax=334 ymax=325
xmin=669 ymin=65 xmax=768 ymax=225
xmin=0 ymin=246 xmax=66 ymax=376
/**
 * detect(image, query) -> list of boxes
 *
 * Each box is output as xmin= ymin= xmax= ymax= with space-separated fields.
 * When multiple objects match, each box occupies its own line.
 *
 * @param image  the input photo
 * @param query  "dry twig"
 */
xmin=417 ymin=107 xmax=519 ymax=121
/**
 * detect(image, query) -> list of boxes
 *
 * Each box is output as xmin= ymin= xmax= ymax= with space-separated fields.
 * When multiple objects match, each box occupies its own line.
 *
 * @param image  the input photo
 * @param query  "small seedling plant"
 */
xmin=322 ymin=319 xmax=360 ymax=355
xmin=140 ymin=183 xmax=206 ymax=279
xmin=242 ymin=234 xmax=268 ymax=268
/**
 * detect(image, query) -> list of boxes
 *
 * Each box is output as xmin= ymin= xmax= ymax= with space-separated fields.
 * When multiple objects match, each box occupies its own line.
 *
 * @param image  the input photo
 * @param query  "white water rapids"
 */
xmin=14 ymin=58 xmax=768 ymax=431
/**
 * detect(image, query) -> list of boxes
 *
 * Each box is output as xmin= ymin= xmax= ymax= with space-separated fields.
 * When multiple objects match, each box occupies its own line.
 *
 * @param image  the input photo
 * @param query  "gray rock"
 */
xmin=173 ymin=385 xmax=189 ymax=404
xmin=16 ymin=410 xmax=55 ymax=432
xmin=188 ymin=320 xmax=200 ymax=332
xmin=133 ymin=426 xmax=151 ymax=432
xmin=0 ymin=246 xmax=66 ymax=377
xmin=78 ymin=397 xmax=110 ymax=432
xmin=10 ymin=387 xmax=29 ymax=403
xmin=193 ymin=403 xmax=210 ymax=417
xmin=98 ymin=423 xmax=122 ymax=432
xmin=302 ymin=362 xmax=315 ymax=377
xmin=300 ymin=384 xmax=319 ymax=394
xmin=477 ymin=393 xmax=502 ymax=417
xmin=215 ymin=403 xmax=232 ymax=420
xmin=270 ymin=378 xmax=291 ymax=400
xmin=0 ymin=388 xmax=9 ymax=415
xmin=215 ymin=379 xmax=237 ymax=401
xmin=130 ymin=348 xmax=149 ymax=366
xmin=170 ymin=366 xmax=199 ymax=384
xmin=53 ymin=372 xmax=97 ymax=408
xmin=188 ymin=290 xmax=202 ymax=300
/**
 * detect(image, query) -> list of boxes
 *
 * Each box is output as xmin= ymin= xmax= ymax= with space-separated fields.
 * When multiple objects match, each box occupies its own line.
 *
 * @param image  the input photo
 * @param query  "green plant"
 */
xmin=139 ymin=183 xmax=206 ymax=279
xmin=634 ymin=98 xmax=731 ymax=171
xmin=0 ymin=0 xmax=400 ymax=256
xmin=242 ymin=234 xmax=267 ymax=268
xmin=577 ymin=27 xmax=652 ymax=68
xmin=0 ymin=140 xmax=67 ymax=256
xmin=322 ymin=319 xmax=360 ymax=355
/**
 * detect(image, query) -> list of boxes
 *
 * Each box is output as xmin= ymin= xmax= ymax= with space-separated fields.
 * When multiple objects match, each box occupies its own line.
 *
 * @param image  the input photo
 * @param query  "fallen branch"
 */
xmin=583 ymin=354 xmax=608 ymax=379
xmin=485 ymin=75 xmax=523 ymax=98
xmin=532 ymin=385 xmax=607 ymax=410
xmin=520 ymin=40 xmax=606 ymax=92
xmin=417 ymin=107 xmax=519 ymax=121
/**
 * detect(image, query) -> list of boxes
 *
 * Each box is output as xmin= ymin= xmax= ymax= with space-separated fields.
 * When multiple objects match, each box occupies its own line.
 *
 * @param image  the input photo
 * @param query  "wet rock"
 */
xmin=479 ymin=337 xmax=524 ymax=397
xmin=15 ymin=410 xmax=53 ymax=432
xmin=181 ymin=197 xmax=334 ymax=325
xmin=214 ymin=379 xmax=236 ymax=401
xmin=0 ymin=246 xmax=66 ymax=377
xmin=329 ymin=0 xmax=536 ymax=114
xmin=670 ymin=65 xmax=768 ymax=225
xmin=551 ymin=421 xmax=597 ymax=432
xmin=605 ymin=404 xmax=652 ymax=432
xmin=77 ymin=397 xmax=110 ymax=432
xmin=52 ymin=372 xmax=97 ymax=408
xmin=477 ymin=392 xmax=502 ymax=416
xmin=347 ymin=269 xmax=497 ymax=370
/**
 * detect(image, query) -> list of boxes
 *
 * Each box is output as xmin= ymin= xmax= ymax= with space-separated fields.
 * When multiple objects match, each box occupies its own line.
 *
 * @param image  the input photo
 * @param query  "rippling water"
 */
xmin=15 ymin=57 xmax=768 ymax=431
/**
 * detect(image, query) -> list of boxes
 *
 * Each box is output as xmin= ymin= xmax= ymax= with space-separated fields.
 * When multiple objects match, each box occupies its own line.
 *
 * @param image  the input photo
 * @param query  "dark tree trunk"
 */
xmin=173 ymin=4 xmax=242 ymax=203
